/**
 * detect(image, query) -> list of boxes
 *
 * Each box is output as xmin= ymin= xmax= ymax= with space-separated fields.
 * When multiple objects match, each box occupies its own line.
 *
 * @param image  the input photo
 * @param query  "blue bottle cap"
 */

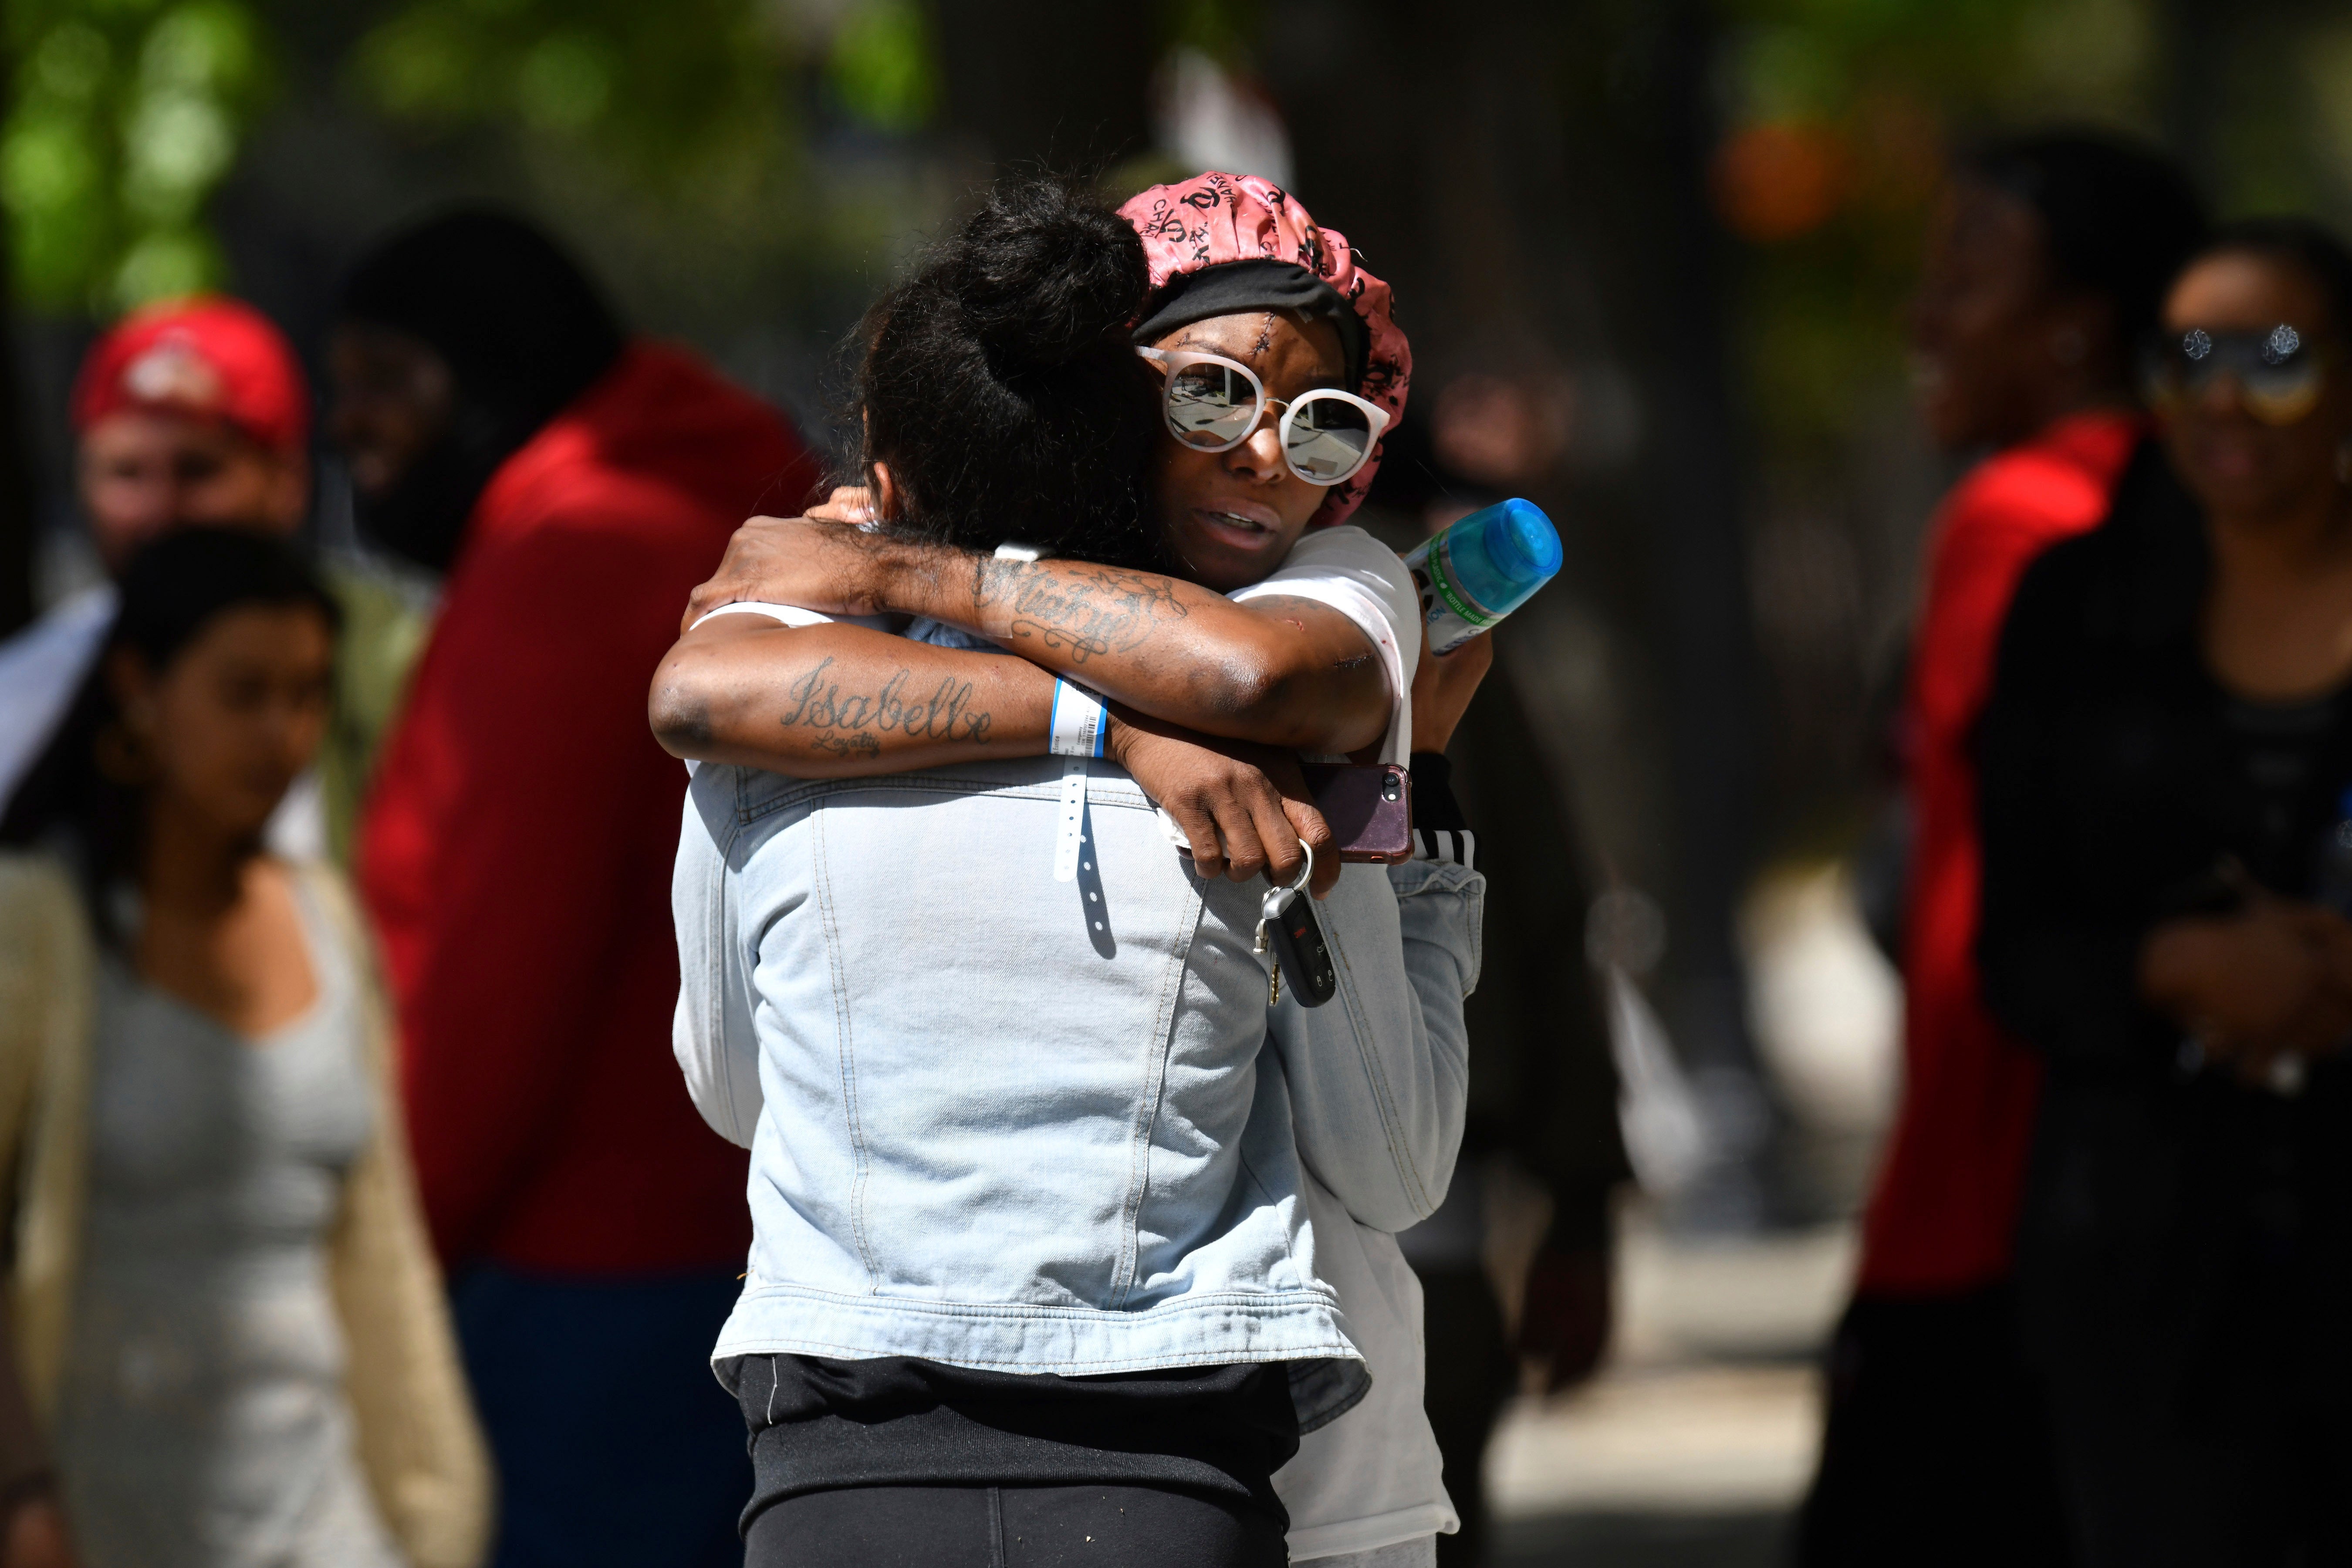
xmin=1485 ymin=497 xmax=1564 ymax=582
xmin=1446 ymin=498 xmax=1563 ymax=617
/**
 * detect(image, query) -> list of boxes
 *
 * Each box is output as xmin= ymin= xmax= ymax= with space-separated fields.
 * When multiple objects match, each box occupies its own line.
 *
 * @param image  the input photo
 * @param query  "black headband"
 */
xmin=1132 ymin=259 xmax=1367 ymax=393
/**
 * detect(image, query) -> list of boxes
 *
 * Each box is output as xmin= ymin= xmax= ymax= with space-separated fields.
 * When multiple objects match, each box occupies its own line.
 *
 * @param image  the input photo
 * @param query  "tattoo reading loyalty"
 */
xmin=780 ymin=658 xmax=994 ymax=747
xmin=973 ymin=560 xmax=1189 ymax=665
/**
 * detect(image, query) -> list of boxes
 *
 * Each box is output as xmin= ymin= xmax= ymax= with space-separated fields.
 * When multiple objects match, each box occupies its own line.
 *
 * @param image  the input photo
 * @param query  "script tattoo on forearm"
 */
xmin=969 ymin=558 xmax=1190 ymax=665
xmin=777 ymin=657 xmax=994 ymax=755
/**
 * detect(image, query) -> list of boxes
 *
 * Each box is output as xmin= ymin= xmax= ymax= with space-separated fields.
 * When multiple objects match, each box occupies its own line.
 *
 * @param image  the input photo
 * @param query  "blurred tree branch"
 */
xmin=0 ymin=29 xmax=26 ymax=639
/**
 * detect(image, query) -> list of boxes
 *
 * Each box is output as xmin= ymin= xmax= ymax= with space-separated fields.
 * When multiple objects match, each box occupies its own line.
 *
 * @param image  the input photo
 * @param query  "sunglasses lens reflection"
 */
xmin=1284 ymin=396 xmax=1374 ymax=481
xmin=2243 ymin=361 xmax=2325 ymax=425
xmin=1166 ymin=364 xmax=1259 ymax=446
xmin=2147 ymin=326 xmax=2328 ymax=426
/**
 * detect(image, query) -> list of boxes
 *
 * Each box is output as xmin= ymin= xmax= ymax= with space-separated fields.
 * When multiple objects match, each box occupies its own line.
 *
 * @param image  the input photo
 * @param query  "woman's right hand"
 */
xmin=2139 ymin=898 xmax=2352 ymax=1077
xmin=1409 ymin=628 xmax=1495 ymax=755
xmin=1105 ymin=708 xmax=1339 ymax=898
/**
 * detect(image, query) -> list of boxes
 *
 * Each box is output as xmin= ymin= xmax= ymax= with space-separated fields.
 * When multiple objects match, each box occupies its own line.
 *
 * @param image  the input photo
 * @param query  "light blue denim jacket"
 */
xmin=672 ymin=753 xmax=1484 ymax=1381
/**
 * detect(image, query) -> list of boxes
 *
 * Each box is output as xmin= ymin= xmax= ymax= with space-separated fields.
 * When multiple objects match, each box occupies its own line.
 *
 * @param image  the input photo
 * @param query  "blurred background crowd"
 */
xmin=3 ymin=0 xmax=2352 ymax=1565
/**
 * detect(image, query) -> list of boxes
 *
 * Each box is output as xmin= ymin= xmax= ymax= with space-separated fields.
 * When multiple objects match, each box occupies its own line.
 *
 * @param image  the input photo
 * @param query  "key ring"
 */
xmin=1279 ymin=840 xmax=1315 ymax=894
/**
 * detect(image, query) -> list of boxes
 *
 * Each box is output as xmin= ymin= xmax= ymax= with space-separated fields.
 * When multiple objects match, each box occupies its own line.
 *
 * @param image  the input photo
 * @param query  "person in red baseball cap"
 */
xmin=0 ymin=297 xmax=321 ymax=839
xmin=70 ymin=294 xmax=311 ymax=573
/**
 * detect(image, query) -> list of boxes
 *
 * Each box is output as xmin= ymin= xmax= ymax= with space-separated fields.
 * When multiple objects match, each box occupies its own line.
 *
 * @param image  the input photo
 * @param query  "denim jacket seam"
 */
xmin=720 ymin=1344 xmax=1336 ymax=1375
xmin=1456 ymin=878 xmax=1486 ymax=992
xmin=1322 ymin=889 xmax=1430 ymax=1217
xmin=725 ymin=1280 xmax=1343 ymax=1328
xmin=732 ymin=1279 xmax=1337 ymax=1310
xmin=711 ymin=1332 xmax=1346 ymax=1375
xmin=708 ymin=801 xmax=750 ymax=1144
xmin=811 ymin=808 xmax=883 ymax=1291
xmin=1109 ymin=872 xmax=1207 ymax=1310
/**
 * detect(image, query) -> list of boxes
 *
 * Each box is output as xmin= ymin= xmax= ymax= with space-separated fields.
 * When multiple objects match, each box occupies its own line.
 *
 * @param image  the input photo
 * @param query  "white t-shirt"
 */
xmin=1240 ymin=529 xmax=1453 ymax=1560
xmin=1230 ymin=525 xmax=1420 ymax=767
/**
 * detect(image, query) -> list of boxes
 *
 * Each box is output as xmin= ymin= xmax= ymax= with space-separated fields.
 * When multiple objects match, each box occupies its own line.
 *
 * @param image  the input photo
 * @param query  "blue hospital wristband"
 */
xmin=1049 ymin=679 xmax=1108 ymax=759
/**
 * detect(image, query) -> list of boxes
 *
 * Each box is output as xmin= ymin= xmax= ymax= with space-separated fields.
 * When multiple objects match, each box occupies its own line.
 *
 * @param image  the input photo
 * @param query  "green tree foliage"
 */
xmin=826 ymin=0 xmax=936 ymax=135
xmin=346 ymin=0 xmax=800 ymax=193
xmin=1710 ymin=0 xmax=2160 ymax=451
xmin=3 ymin=0 xmax=271 ymax=312
xmin=0 ymin=0 xmax=955 ymax=321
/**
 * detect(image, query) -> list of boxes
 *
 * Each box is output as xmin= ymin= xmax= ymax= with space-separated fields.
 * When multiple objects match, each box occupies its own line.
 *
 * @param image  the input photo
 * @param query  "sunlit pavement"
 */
xmin=1484 ymin=1212 xmax=1854 ymax=1566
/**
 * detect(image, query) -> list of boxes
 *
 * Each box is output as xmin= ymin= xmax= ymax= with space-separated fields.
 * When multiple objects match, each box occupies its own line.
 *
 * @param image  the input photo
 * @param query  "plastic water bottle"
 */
xmin=1401 ymin=498 xmax=1564 ymax=654
xmin=2317 ymin=785 xmax=2352 ymax=914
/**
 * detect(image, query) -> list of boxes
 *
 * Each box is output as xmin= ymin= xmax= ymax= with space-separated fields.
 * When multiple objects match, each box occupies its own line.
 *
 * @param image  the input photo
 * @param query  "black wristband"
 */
xmin=1409 ymin=751 xmax=1475 ymax=868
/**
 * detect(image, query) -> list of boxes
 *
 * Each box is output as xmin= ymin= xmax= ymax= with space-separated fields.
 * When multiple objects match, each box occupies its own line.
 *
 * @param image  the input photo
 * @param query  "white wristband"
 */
xmin=1049 ymin=679 xmax=1108 ymax=759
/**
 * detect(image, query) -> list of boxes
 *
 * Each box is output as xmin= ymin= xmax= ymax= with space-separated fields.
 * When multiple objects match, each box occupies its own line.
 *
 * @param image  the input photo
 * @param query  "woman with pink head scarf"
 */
xmin=1124 ymin=174 xmax=1408 ymax=499
xmin=659 ymin=175 xmax=1482 ymax=1568
xmin=666 ymin=170 xmax=1452 ymax=878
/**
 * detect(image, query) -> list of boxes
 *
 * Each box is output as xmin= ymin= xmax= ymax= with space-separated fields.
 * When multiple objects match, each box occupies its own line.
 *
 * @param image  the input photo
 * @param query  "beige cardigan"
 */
xmin=0 ymin=854 xmax=492 ymax=1567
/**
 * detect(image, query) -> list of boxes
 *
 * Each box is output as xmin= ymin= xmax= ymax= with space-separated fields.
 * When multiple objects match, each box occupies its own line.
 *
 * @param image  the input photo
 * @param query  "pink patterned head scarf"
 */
xmin=1119 ymin=172 xmax=1410 ymax=529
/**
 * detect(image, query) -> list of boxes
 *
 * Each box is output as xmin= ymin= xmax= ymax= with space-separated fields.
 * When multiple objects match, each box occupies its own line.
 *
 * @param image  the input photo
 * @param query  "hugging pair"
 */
xmin=659 ymin=172 xmax=1491 ymax=1568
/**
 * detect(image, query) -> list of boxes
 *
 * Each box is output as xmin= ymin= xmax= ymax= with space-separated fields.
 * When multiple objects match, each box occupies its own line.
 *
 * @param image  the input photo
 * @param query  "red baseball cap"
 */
xmin=71 ymin=295 xmax=310 ymax=455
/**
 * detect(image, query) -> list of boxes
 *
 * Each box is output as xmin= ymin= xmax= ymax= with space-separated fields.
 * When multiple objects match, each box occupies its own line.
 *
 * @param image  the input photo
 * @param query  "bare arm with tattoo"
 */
xmin=652 ymin=617 xmax=1034 ymax=774
xmin=650 ymin=615 xmax=1340 ymax=891
xmin=679 ymin=514 xmax=1391 ymax=754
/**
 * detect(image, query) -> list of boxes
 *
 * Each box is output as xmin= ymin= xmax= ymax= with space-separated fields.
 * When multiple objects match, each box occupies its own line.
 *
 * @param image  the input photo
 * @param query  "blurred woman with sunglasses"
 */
xmin=0 ymin=530 xmax=487 ymax=1568
xmin=1798 ymin=133 xmax=2206 ymax=1568
xmin=1977 ymin=220 xmax=2352 ymax=1563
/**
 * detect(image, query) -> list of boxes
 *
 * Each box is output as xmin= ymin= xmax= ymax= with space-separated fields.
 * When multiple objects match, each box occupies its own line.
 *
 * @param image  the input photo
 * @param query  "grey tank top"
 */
xmin=55 ymin=872 xmax=400 ymax=1568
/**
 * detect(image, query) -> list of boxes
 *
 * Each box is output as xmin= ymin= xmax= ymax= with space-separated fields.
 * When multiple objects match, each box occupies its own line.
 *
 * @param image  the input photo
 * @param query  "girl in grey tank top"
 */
xmin=56 ymin=874 xmax=400 ymax=1568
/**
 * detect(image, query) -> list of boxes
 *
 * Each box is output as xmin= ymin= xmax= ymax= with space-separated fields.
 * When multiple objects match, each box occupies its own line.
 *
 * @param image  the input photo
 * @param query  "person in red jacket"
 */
xmin=332 ymin=210 xmax=819 ymax=1568
xmin=1794 ymin=136 xmax=2205 ymax=1565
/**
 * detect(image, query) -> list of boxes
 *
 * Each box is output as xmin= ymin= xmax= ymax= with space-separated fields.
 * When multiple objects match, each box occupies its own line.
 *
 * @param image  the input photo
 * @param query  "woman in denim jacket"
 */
xmin=661 ymin=179 xmax=1485 ymax=1566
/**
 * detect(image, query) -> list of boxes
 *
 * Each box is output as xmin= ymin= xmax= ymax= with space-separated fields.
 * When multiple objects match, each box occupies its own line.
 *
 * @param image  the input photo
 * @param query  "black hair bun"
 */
xmin=950 ymin=180 xmax=1148 ymax=372
xmin=852 ymin=175 xmax=1166 ymax=571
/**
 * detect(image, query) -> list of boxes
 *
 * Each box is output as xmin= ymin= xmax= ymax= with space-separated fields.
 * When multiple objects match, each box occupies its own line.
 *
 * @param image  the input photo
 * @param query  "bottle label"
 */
xmin=1423 ymin=539 xmax=1501 ymax=629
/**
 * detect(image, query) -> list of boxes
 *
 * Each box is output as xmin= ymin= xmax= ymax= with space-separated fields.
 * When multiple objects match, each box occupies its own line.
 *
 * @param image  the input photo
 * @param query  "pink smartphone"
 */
xmin=1301 ymin=763 xmax=1413 ymax=864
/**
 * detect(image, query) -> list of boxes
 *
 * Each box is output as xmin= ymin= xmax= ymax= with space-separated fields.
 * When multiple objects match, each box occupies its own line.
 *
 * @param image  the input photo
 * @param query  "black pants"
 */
xmin=2038 ymin=1353 xmax=2352 ymax=1568
xmin=743 ymin=1483 xmax=1288 ymax=1567
xmin=1792 ymin=1282 xmax=2071 ymax=1568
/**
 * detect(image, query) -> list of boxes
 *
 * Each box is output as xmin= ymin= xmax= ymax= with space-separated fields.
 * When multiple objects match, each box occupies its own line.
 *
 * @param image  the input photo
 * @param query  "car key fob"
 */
xmin=1254 ymin=843 xmax=1336 ymax=1009
xmin=1265 ymin=886 xmax=1337 ymax=1007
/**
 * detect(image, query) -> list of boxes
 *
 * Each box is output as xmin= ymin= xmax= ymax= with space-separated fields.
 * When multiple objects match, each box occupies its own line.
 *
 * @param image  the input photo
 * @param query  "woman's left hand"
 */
xmin=1106 ymin=707 xmax=1340 ymax=898
xmin=1409 ymin=628 xmax=1495 ymax=755
xmin=682 ymin=515 xmax=909 ymax=632
xmin=807 ymin=485 xmax=877 ymax=524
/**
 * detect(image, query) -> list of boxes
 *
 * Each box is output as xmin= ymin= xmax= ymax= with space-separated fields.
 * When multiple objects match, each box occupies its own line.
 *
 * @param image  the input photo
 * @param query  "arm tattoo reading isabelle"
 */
xmin=779 ymin=657 xmax=994 ymax=757
xmin=970 ymin=558 xmax=1190 ymax=665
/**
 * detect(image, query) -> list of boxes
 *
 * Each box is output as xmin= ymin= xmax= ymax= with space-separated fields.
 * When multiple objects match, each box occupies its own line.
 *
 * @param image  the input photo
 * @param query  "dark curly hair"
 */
xmin=855 ymin=179 xmax=1165 ymax=571
xmin=1963 ymin=130 xmax=2209 ymax=356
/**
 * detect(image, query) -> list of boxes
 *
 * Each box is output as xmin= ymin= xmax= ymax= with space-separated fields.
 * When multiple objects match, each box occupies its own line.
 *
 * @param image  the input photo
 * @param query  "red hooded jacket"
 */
xmin=1856 ymin=409 xmax=2142 ymax=1296
xmin=360 ymin=342 xmax=820 ymax=1273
